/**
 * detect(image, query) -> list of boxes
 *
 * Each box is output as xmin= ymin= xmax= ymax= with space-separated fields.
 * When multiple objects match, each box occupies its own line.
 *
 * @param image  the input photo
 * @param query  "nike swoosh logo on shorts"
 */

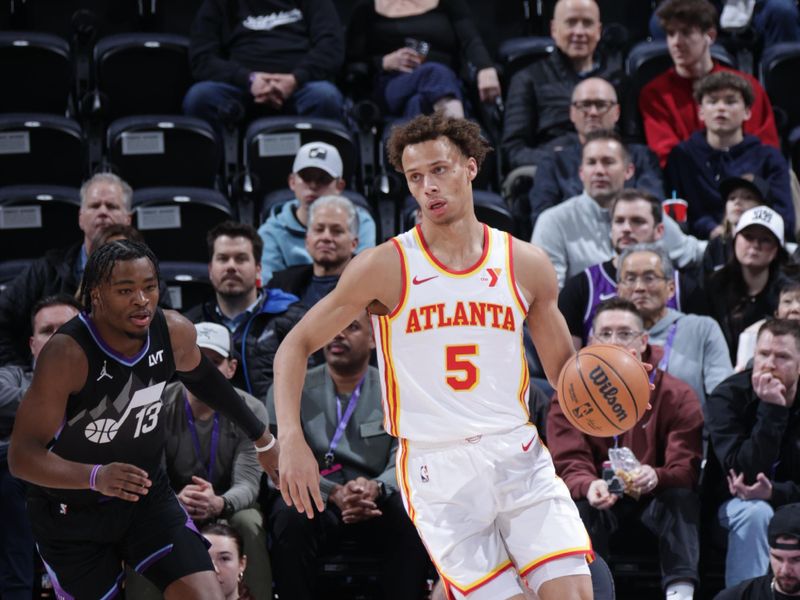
xmin=412 ymin=275 xmax=438 ymax=285
xmin=522 ymin=435 xmax=535 ymax=452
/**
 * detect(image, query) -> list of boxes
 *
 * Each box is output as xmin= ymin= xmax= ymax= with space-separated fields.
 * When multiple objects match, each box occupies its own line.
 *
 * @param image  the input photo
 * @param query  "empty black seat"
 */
xmin=132 ymin=187 xmax=232 ymax=262
xmin=18 ymin=0 xmax=144 ymax=40
xmin=93 ymin=33 xmax=192 ymax=121
xmin=0 ymin=114 xmax=86 ymax=187
xmin=497 ymin=36 xmax=555 ymax=85
xmin=106 ymin=116 xmax=221 ymax=189
xmin=159 ymin=261 xmax=213 ymax=312
xmin=243 ymin=117 xmax=358 ymax=197
xmin=0 ymin=31 xmax=72 ymax=114
xmin=760 ymin=41 xmax=800 ymax=133
xmin=0 ymin=185 xmax=82 ymax=260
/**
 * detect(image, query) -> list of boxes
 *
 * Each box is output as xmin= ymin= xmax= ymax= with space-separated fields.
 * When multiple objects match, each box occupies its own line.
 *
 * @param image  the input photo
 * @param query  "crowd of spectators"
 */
xmin=4 ymin=0 xmax=800 ymax=598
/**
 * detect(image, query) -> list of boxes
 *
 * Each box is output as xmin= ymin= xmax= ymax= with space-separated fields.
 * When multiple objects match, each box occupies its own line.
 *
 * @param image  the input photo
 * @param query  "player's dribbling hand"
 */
xmin=93 ymin=462 xmax=151 ymax=502
xmin=278 ymin=434 xmax=324 ymax=518
xmin=587 ymin=479 xmax=618 ymax=510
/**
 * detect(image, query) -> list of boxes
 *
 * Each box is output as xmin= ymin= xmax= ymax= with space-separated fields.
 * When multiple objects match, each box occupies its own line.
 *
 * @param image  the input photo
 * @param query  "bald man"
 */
xmin=529 ymin=77 xmax=663 ymax=228
xmin=502 ymin=0 xmax=624 ymax=171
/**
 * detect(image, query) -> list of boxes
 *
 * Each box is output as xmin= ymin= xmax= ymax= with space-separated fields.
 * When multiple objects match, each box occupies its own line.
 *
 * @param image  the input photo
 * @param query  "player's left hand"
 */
xmin=631 ymin=464 xmax=658 ymax=494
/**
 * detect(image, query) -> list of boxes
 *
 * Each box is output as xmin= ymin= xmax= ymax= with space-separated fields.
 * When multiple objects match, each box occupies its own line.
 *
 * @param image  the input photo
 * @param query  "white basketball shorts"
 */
xmin=396 ymin=423 xmax=592 ymax=599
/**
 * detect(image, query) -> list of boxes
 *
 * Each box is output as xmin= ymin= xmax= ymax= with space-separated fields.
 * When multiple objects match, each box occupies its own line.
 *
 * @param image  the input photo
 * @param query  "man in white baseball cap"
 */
xmin=257 ymin=141 xmax=376 ymax=281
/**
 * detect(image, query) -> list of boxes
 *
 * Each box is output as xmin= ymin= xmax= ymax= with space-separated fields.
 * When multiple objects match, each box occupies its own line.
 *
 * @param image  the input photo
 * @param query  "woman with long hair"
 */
xmin=707 ymin=205 xmax=790 ymax=361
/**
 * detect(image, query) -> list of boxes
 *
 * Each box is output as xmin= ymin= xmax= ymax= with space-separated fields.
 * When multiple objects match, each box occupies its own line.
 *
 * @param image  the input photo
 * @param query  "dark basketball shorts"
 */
xmin=27 ymin=470 xmax=213 ymax=599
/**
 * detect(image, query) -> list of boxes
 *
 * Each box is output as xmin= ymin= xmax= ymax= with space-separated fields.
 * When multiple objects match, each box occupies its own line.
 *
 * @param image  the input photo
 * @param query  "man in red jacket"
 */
xmin=547 ymin=297 xmax=704 ymax=600
xmin=639 ymin=0 xmax=779 ymax=167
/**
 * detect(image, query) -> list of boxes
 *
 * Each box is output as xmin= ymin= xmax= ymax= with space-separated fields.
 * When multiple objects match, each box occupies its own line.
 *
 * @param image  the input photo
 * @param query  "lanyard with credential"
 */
xmin=649 ymin=320 xmax=679 ymax=385
xmin=184 ymin=392 xmax=220 ymax=482
xmin=322 ymin=375 xmax=365 ymax=476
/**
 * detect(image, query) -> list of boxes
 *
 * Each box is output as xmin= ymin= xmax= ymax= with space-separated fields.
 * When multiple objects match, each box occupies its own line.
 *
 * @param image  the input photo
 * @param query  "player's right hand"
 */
xmin=278 ymin=434 xmax=324 ymax=519
xmin=93 ymin=462 xmax=151 ymax=502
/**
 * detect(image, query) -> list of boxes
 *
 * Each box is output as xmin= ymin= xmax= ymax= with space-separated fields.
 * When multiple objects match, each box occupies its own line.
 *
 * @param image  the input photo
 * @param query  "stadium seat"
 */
xmin=760 ymin=42 xmax=800 ymax=134
xmin=132 ymin=187 xmax=232 ymax=263
xmin=0 ymin=185 xmax=82 ymax=260
xmin=151 ymin=0 xmax=204 ymax=35
xmin=16 ymin=0 xmax=144 ymax=41
xmin=621 ymin=40 xmax=738 ymax=141
xmin=0 ymin=114 xmax=86 ymax=187
xmin=92 ymin=33 xmax=192 ymax=121
xmin=106 ymin=115 xmax=221 ymax=189
xmin=497 ymin=36 xmax=555 ymax=86
xmin=159 ymin=261 xmax=213 ymax=312
xmin=0 ymin=31 xmax=72 ymax=114
xmin=243 ymin=117 xmax=359 ymax=199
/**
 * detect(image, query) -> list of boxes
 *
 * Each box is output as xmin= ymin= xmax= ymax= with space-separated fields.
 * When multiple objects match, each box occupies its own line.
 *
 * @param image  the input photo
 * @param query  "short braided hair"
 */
xmin=80 ymin=240 xmax=160 ymax=313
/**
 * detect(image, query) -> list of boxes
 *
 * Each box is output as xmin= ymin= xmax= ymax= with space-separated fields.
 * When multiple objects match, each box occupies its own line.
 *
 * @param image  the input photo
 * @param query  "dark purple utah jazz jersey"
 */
xmin=37 ymin=309 xmax=175 ymax=504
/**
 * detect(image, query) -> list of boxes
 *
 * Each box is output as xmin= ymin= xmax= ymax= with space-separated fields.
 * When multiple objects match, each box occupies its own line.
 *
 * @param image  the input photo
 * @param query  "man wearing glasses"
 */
xmin=529 ymin=77 xmax=662 ymax=229
xmin=547 ymin=296 xmax=704 ymax=600
xmin=257 ymin=142 xmax=376 ymax=281
xmin=616 ymin=242 xmax=732 ymax=407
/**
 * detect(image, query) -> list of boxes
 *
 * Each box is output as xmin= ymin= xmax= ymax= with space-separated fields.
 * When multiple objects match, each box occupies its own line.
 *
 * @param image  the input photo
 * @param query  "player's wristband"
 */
xmin=89 ymin=464 xmax=102 ymax=491
xmin=254 ymin=436 xmax=276 ymax=453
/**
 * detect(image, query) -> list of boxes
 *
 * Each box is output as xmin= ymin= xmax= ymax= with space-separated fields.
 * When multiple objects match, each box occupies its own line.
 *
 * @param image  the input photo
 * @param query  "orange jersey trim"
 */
xmin=397 ymin=439 xmax=415 ymax=521
xmin=441 ymin=560 xmax=515 ymax=596
xmin=413 ymin=223 xmax=491 ymax=278
xmin=516 ymin=340 xmax=531 ymax=417
xmin=376 ymin=316 xmax=400 ymax=436
xmin=517 ymin=546 xmax=595 ymax=578
xmin=387 ymin=238 xmax=409 ymax=319
xmin=505 ymin=232 xmax=530 ymax=315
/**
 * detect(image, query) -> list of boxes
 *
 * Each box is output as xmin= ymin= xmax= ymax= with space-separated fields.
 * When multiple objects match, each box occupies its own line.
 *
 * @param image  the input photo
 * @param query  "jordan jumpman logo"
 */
xmin=97 ymin=360 xmax=113 ymax=382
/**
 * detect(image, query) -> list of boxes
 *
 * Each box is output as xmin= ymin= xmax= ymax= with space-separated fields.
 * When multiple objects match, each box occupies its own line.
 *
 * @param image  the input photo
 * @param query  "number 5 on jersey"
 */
xmin=446 ymin=344 xmax=479 ymax=391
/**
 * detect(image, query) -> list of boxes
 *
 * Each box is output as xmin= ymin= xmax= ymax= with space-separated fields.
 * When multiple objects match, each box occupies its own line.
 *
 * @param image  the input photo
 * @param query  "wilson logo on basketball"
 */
xmin=587 ymin=366 xmax=628 ymax=421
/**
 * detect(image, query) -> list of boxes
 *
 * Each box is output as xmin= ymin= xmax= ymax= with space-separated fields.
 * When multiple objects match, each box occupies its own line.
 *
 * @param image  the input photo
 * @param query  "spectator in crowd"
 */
xmin=639 ymin=0 xmax=779 ymax=167
xmin=707 ymin=206 xmax=789 ymax=361
xmin=167 ymin=323 xmax=270 ymax=600
xmin=532 ymin=130 xmax=703 ymax=287
xmin=548 ymin=297 xmax=704 ymax=600
xmin=559 ymin=189 xmax=703 ymax=348
xmin=0 ymin=295 xmax=80 ymax=600
xmin=266 ymin=195 xmax=357 ymax=307
xmin=202 ymin=523 xmax=255 ymax=600
xmin=185 ymin=222 xmax=307 ymax=400
xmin=0 ymin=173 xmax=135 ymax=366
xmin=651 ymin=0 xmax=800 ymax=52
xmin=502 ymin=0 xmax=623 ymax=171
xmin=346 ymin=0 xmax=501 ymax=119
xmin=616 ymin=243 xmax=732 ymax=406
xmin=714 ymin=503 xmax=800 ymax=599
xmin=529 ymin=77 xmax=663 ymax=229
xmin=265 ymin=311 xmax=430 ymax=599
xmin=736 ymin=269 xmax=800 ymax=370
xmin=703 ymin=174 xmax=771 ymax=278
xmin=664 ymin=71 xmax=793 ymax=239
xmin=257 ymin=142 xmax=376 ymax=281
xmin=183 ymin=0 xmax=345 ymax=135
xmin=706 ymin=319 xmax=800 ymax=587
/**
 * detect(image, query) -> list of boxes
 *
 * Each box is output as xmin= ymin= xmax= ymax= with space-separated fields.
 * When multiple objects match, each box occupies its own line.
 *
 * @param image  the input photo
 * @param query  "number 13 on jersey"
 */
xmin=445 ymin=344 xmax=480 ymax=391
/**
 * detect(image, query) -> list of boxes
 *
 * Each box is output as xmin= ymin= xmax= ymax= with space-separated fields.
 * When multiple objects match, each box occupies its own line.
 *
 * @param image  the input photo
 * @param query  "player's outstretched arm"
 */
xmin=8 ymin=334 xmax=152 ymax=500
xmin=514 ymin=238 xmax=576 ymax=386
xmin=166 ymin=310 xmax=278 ymax=484
xmin=274 ymin=243 xmax=401 ymax=518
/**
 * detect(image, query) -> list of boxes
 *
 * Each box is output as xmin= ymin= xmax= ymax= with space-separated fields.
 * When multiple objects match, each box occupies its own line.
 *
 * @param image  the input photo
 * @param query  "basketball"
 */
xmin=556 ymin=344 xmax=650 ymax=437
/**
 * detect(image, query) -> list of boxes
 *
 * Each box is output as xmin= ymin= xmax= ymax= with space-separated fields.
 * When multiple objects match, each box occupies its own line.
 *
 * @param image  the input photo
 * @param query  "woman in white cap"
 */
xmin=706 ymin=205 xmax=791 ymax=361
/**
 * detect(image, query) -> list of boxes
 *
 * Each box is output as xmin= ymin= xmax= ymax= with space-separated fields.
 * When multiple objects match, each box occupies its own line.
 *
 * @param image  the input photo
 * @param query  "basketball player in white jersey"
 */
xmin=273 ymin=114 xmax=593 ymax=600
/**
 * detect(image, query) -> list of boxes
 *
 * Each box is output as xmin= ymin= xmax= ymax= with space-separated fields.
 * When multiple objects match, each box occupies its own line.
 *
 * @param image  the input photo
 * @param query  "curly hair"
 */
xmin=80 ymin=240 xmax=160 ymax=313
xmin=386 ymin=114 xmax=492 ymax=172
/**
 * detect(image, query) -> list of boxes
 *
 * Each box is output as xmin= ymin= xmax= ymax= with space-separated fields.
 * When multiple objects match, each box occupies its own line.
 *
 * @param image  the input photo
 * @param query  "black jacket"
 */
xmin=188 ymin=0 xmax=344 ymax=89
xmin=184 ymin=289 xmax=307 ymax=401
xmin=266 ymin=264 xmax=313 ymax=300
xmin=501 ymin=49 xmax=623 ymax=170
xmin=705 ymin=369 xmax=800 ymax=507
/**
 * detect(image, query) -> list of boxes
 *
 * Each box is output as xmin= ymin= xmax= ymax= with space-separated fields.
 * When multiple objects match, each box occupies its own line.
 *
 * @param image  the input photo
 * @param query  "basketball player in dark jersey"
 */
xmin=8 ymin=240 xmax=278 ymax=600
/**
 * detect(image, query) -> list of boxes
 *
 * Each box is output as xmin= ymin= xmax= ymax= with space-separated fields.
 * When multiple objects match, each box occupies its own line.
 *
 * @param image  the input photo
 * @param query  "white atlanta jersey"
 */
xmin=372 ymin=224 xmax=531 ymax=442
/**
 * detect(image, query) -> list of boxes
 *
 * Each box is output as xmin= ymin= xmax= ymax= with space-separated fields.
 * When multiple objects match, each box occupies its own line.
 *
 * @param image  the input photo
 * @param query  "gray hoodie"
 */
xmin=648 ymin=308 xmax=733 ymax=406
